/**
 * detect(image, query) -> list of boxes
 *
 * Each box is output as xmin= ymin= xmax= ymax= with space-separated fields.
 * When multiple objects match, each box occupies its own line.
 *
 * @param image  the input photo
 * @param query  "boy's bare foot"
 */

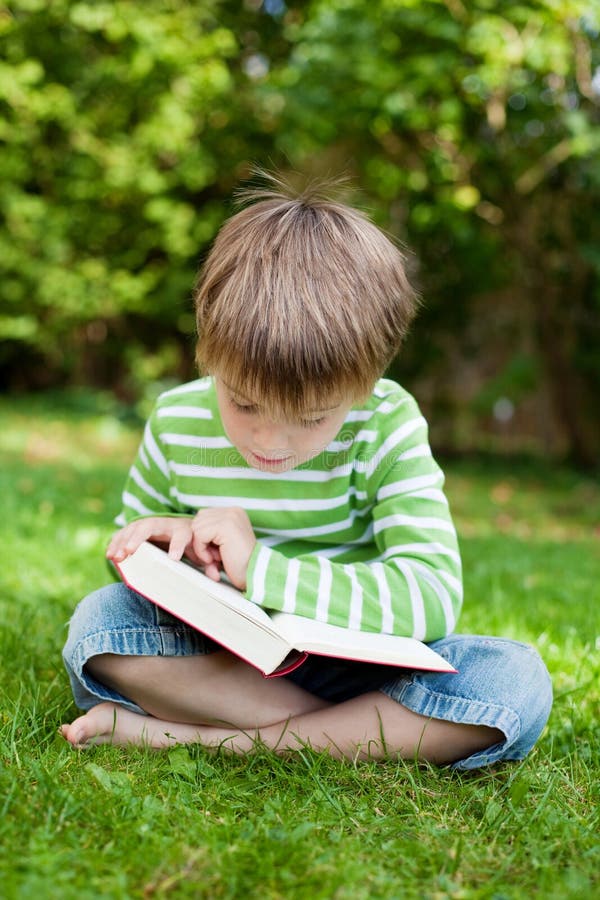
xmin=59 ymin=702 xmax=203 ymax=749
xmin=60 ymin=695 xmax=504 ymax=762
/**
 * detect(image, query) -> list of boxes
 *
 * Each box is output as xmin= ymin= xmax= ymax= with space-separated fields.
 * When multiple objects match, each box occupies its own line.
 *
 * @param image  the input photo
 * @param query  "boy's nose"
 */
xmin=252 ymin=421 xmax=290 ymax=455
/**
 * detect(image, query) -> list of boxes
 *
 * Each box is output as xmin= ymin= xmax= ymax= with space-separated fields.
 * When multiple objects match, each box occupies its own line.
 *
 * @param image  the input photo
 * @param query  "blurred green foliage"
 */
xmin=1 ymin=0 xmax=599 ymax=463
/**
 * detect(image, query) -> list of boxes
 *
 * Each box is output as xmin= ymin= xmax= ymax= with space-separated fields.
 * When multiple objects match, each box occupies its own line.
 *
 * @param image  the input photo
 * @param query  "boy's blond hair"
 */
xmin=194 ymin=179 xmax=418 ymax=418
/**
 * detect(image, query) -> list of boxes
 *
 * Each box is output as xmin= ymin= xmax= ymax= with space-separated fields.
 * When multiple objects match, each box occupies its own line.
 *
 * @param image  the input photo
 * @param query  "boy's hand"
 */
xmin=106 ymin=508 xmax=257 ymax=591
xmin=106 ymin=516 xmax=197 ymax=565
xmin=187 ymin=507 xmax=257 ymax=591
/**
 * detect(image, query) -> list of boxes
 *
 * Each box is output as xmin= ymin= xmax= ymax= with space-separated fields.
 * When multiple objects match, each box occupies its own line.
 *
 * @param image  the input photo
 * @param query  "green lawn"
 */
xmin=1 ymin=392 xmax=598 ymax=899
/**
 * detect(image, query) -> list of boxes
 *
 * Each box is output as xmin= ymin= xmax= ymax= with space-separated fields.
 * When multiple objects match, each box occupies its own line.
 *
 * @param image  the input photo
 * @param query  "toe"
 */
xmin=59 ymin=720 xmax=88 ymax=747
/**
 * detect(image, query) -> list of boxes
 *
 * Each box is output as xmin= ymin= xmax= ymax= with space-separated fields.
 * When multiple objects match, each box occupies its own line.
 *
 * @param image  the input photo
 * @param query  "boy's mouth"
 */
xmin=249 ymin=451 xmax=294 ymax=469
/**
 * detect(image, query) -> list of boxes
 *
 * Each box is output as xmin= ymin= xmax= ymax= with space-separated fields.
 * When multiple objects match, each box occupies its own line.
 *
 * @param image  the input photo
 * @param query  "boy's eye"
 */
xmin=230 ymin=395 xmax=326 ymax=428
xmin=231 ymin=398 xmax=257 ymax=413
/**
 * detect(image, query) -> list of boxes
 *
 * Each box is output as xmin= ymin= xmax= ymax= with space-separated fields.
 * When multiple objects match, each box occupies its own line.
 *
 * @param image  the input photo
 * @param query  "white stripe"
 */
xmin=410 ymin=561 xmax=457 ymax=633
xmin=327 ymin=429 xmax=378 ymax=453
xmin=437 ymin=568 xmax=463 ymax=597
xmin=144 ymin=422 xmax=169 ymax=478
xmin=114 ymin=513 xmax=126 ymax=526
xmin=377 ymin=472 xmax=442 ymax=501
xmin=374 ymin=514 xmax=456 ymax=535
xmin=283 ymin=558 xmax=300 ymax=614
xmin=346 ymin=566 xmax=363 ymax=630
xmin=250 ymin=506 xmax=372 ymax=539
xmin=392 ymin=560 xmax=426 ymax=639
xmin=121 ymin=491 xmax=155 ymax=517
xmin=298 ymin=527 xmax=375 ymax=558
xmin=162 ymin=434 xmax=232 ymax=449
xmin=371 ymin=562 xmax=393 ymax=633
xmin=375 ymin=397 xmax=411 ymax=414
xmin=360 ymin=418 xmax=426 ymax=477
xmin=308 ymin=543 xmax=357 ymax=559
xmin=156 ymin=406 xmax=212 ymax=420
xmin=396 ymin=444 xmax=431 ymax=462
xmin=381 ymin=542 xmax=461 ymax=564
xmin=327 ymin=440 xmax=354 ymax=452
xmin=354 ymin=429 xmax=379 ymax=443
xmin=170 ymin=461 xmax=357 ymax=483
xmin=316 ymin=556 xmax=332 ymax=622
xmin=249 ymin=545 xmax=270 ymax=606
xmin=139 ymin=445 xmax=149 ymax=470
xmin=159 ymin=379 xmax=211 ymax=398
xmin=345 ymin=410 xmax=373 ymax=422
xmin=171 ymin=486 xmax=369 ymax=514
xmin=255 ymin=534 xmax=295 ymax=549
xmin=130 ymin=466 xmax=171 ymax=506
xmin=409 ymin=488 xmax=448 ymax=504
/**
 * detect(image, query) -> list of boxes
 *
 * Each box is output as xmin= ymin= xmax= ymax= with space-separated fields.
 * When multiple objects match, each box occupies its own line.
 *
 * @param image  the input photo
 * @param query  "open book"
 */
xmin=116 ymin=542 xmax=457 ymax=678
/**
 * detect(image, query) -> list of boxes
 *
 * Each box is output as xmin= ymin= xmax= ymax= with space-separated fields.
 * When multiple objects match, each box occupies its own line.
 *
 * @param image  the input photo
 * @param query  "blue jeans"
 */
xmin=62 ymin=583 xmax=553 ymax=770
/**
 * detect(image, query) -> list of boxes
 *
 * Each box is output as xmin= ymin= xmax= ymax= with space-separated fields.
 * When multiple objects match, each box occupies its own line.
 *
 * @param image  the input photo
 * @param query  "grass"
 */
xmin=0 ymin=391 xmax=598 ymax=899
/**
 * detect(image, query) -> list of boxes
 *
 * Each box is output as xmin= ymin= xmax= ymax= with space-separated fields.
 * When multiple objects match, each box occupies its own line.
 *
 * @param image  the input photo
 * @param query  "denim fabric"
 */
xmin=63 ymin=583 xmax=552 ymax=769
xmin=62 ymin=583 xmax=219 ymax=715
xmin=379 ymin=634 xmax=553 ymax=770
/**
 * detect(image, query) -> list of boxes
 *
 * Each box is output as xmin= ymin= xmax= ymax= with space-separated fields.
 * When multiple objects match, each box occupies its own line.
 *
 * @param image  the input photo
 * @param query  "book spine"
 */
xmin=265 ymin=652 xmax=309 ymax=678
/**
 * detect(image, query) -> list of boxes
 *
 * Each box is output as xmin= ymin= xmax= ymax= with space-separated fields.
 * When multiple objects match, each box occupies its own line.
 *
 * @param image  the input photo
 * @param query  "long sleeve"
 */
xmin=244 ymin=394 xmax=462 ymax=642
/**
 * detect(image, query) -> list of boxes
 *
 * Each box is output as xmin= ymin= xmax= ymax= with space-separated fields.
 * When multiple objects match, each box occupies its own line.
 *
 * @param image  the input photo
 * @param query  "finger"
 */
xmin=205 ymin=547 xmax=222 ymax=574
xmin=106 ymin=525 xmax=133 ymax=557
xmin=190 ymin=530 xmax=217 ymax=565
xmin=203 ymin=561 xmax=222 ymax=582
xmin=168 ymin=528 xmax=191 ymax=561
xmin=197 ymin=547 xmax=215 ymax=566
xmin=208 ymin=545 xmax=222 ymax=563
xmin=111 ymin=539 xmax=143 ymax=562
xmin=108 ymin=521 xmax=154 ymax=561
xmin=107 ymin=527 xmax=138 ymax=561
xmin=182 ymin=546 xmax=203 ymax=566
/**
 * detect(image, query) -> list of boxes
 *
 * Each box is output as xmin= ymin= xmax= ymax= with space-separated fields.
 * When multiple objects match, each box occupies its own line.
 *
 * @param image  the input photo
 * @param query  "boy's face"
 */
xmin=215 ymin=377 xmax=353 ymax=472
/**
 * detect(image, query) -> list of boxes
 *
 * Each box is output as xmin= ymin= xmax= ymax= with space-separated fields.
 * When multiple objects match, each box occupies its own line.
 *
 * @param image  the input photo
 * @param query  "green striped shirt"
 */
xmin=117 ymin=377 xmax=462 ymax=641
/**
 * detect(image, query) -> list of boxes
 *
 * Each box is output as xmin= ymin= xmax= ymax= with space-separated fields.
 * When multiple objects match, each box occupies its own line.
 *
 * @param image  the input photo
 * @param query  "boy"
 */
xmin=61 ymin=183 xmax=552 ymax=767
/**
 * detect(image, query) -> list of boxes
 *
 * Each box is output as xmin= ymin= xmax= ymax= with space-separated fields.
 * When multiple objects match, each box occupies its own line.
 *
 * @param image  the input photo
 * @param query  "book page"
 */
xmin=151 ymin=549 xmax=278 ymax=632
xmin=272 ymin=611 xmax=456 ymax=672
xmin=117 ymin=543 xmax=291 ymax=675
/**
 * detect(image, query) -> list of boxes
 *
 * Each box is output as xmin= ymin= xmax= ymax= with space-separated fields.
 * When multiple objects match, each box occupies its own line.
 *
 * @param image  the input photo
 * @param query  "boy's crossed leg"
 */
xmin=60 ymin=650 xmax=502 ymax=764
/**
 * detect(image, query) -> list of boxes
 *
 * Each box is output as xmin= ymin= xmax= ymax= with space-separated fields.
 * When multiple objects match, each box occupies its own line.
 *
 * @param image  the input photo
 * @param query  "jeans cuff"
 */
xmin=380 ymin=678 xmax=520 ymax=770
